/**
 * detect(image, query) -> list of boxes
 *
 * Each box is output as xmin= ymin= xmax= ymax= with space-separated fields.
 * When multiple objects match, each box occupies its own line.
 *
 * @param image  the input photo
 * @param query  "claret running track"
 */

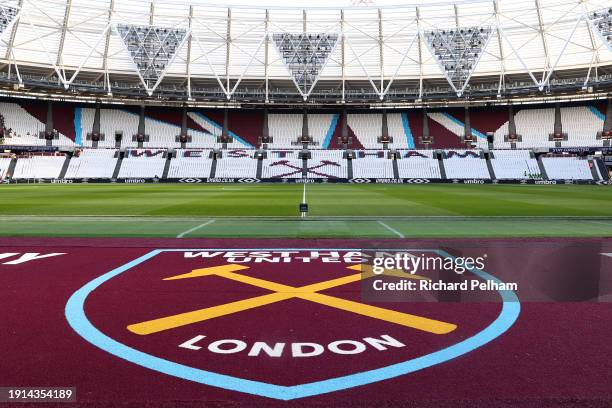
xmin=1 ymin=183 xmax=612 ymax=407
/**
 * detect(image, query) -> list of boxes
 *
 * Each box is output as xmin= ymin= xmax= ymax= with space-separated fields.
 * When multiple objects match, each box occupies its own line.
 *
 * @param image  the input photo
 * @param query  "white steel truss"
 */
xmin=0 ymin=0 xmax=607 ymax=101
xmin=115 ymin=23 xmax=189 ymax=95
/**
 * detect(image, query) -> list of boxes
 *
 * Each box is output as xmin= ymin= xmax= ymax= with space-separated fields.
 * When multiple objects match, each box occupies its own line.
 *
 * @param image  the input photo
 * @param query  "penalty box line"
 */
xmin=378 ymin=220 xmax=405 ymax=238
xmin=177 ymin=220 xmax=216 ymax=238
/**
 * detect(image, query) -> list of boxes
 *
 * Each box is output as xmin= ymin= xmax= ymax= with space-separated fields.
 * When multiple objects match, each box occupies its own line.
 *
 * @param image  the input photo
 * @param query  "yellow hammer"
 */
xmin=127 ymin=264 xmax=456 ymax=336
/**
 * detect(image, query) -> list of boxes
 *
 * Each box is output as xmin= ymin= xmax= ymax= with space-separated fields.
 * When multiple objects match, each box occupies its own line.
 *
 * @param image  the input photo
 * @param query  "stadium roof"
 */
xmin=0 ymin=0 xmax=610 ymax=103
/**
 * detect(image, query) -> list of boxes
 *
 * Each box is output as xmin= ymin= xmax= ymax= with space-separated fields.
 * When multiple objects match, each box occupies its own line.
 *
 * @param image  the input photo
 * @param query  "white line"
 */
xmin=377 ymin=220 xmax=405 ymax=238
xmin=177 ymin=220 xmax=216 ymax=238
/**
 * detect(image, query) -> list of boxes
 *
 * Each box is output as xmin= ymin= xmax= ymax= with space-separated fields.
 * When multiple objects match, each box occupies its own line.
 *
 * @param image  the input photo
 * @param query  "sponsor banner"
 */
xmin=0 ymin=145 xmax=59 ymax=152
xmin=3 ymin=178 xmax=609 ymax=185
xmin=550 ymin=146 xmax=612 ymax=154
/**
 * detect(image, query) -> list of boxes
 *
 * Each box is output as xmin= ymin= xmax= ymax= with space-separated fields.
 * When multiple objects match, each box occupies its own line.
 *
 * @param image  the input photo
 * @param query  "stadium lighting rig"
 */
xmin=588 ymin=7 xmax=612 ymax=52
xmin=272 ymin=33 xmax=339 ymax=101
xmin=0 ymin=4 xmax=18 ymax=35
xmin=115 ymin=24 xmax=189 ymax=96
xmin=424 ymin=26 xmax=493 ymax=97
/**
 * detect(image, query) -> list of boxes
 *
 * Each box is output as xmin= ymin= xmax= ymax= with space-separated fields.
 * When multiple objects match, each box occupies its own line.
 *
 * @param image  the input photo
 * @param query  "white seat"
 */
xmin=444 ymin=157 xmax=490 ymax=179
xmin=352 ymin=154 xmax=394 ymax=178
xmin=0 ymin=157 xmax=12 ymax=179
xmin=167 ymin=149 xmax=213 ymax=178
xmin=65 ymin=149 xmax=118 ymax=179
xmin=12 ymin=155 xmax=66 ymax=179
xmin=118 ymin=153 xmax=166 ymax=178
xmin=215 ymin=158 xmax=258 ymax=178
xmin=542 ymin=157 xmax=593 ymax=180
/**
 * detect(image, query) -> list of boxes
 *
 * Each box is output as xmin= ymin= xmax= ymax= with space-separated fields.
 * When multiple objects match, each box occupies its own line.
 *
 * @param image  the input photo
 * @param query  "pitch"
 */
xmin=1 ymin=184 xmax=612 ymax=238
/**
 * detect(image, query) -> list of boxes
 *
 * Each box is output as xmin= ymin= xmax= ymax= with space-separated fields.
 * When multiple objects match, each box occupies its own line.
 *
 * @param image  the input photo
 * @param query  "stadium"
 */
xmin=0 ymin=0 xmax=611 ymax=406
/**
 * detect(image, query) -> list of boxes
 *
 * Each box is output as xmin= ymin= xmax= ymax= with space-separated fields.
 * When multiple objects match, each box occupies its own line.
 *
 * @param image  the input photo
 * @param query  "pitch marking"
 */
xmin=378 ymin=220 xmax=405 ymax=238
xmin=177 ymin=219 xmax=216 ymax=238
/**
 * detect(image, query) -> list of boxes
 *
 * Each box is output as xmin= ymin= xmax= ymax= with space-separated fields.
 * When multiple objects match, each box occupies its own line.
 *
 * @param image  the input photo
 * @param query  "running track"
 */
xmin=1 ymin=237 xmax=611 ymax=407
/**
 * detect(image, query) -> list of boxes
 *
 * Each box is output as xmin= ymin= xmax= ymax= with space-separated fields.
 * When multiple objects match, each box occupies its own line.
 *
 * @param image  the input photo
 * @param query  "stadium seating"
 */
xmin=352 ymin=155 xmax=394 ymax=178
xmin=347 ymin=114 xmax=382 ymax=149
xmin=396 ymin=151 xmax=441 ymax=178
xmin=0 ymin=102 xmax=74 ymax=147
xmin=262 ymin=158 xmax=304 ymax=178
xmin=267 ymin=114 xmax=302 ymax=148
xmin=12 ymin=155 xmax=66 ymax=179
xmin=493 ymin=108 xmax=555 ymax=149
xmin=264 ymin=114 xmax=337 ymax=148
xmin=443 ymin=155 xmax=491 ymax=179
xmin=560 ymin=107 xmax=604 ymax=147
xmin=215 ymin=157 xmax=258 ymax=178
xmin=541 ymin=157 xmax=594 ymax=180
xmin=307 ymin=150 xmax=347 ymax=178
xmin=167 ymin=150 xmax=213 ymax=178
xmin=427 ymin=112 xmax=489 ymax=149
xmin=306 ymin=114 xmax=336 ymax=148
xmin=0 ymin=157 xmax=12 ymax=179
xmin=188 ymin=112 xmax=253 ymax=148
xmin=80 ymin=108 xmax=138 ymax=148
xmin=118 ymin=154 xmax=166 ymax=179
xmin=81 ymin=109 xmax=220 ymax=149
xmin=64 ymin=149 xmax=118 ymax=179
xmin=386 ymin=114 xmax=411 ymax=149
xmin=1 ymin=100 xmax=610 ymax=151
xmin=490 ymin=150 xmax=542 ymax=179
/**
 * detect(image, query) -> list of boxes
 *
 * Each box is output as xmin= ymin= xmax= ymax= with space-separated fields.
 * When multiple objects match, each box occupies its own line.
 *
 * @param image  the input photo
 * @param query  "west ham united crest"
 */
xmin=66 ymin=248 xmax=520 ymax=400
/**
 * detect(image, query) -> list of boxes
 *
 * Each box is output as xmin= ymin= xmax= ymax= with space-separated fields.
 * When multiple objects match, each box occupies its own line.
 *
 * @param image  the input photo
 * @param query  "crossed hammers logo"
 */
xmin=127 ymin=264 xmax=456 ymax=336
xmin=270 ymin=160 xmax=342 ymax=178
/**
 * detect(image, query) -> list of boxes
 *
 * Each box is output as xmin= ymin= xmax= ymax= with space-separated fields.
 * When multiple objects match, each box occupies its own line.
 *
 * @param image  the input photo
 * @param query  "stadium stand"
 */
xmin=347 ymin=114 xmax=382 ymax=149
xmin=427 ymin=112 xmax=489 ymax=149
xmin=0 ymin=157 xmax=12 ymax=179
xmin=64 ymin=149 xmax=118 ymax=179
xmin=560 ymin=106 xmax=604 ymax=147
xmin=81 ymin=109 xmax=220 ymax=149
xmin=262 ymin=157 xmax=305 ymax=179
xmin=0 ymin=102 xmax=52 ymax=146
xmin=490 ymin=150 xmax=542 ymax=179
xmin=267 ymin=114 xmax=302 ymax=148
xmin=492 ymin=108 xmax=562 ymax=149
xmin=263 ymin=113 xmax=336 ymax=149
xmin=80 ymin=108 xmax=138 ymax=148
xmin=118 ymin=151 xmax=166 ymax=179
xmin=307 ymin=150 xmax=347 ymax=178
xmin=167 ymin=150 xmax=214 ymax=178
xmin=187 ymin=112 xmax=252 ymax=148
xmin=352 ymin=154 xmax=395 ymax=178
xmin=307 ymin=114 xmax=336 ymax=148
xmin=12 ymin=154 xmax=66 ymax=179
xmin=387 ymin=114 xmax=411 ymax=149
xmin=443 ymin=151 xmax=491 ymax=179
xmin=200 ymin=110 xmax=262 ymax=148
xmin=541 ymin=157 xmax=594 ymax=180
xmin=215 ymin=157 xmax=258 ymax=178
xmin=396 ymin=150 xmax=442 ymax=179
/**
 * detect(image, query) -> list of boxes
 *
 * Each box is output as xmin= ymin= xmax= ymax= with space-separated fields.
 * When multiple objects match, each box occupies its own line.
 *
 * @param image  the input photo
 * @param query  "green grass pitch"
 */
xmin=1 ymin=183 xmax=611 ymax=238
